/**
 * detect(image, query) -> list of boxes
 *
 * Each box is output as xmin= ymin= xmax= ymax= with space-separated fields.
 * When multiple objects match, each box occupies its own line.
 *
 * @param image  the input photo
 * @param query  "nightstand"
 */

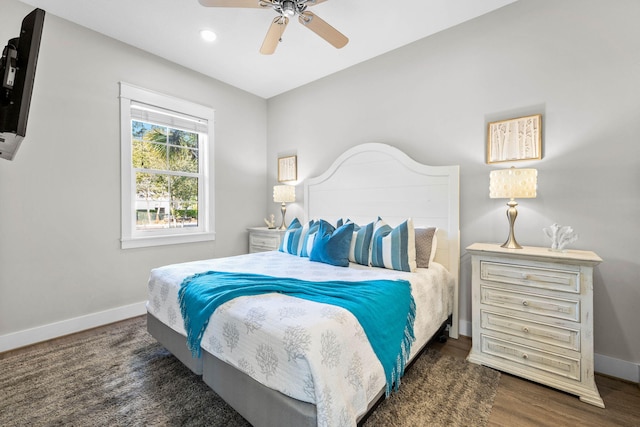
xmin=466 ymin=243 xmax=604 ymax=408
xmin=247 ymin=227 xmax=286 ymax=253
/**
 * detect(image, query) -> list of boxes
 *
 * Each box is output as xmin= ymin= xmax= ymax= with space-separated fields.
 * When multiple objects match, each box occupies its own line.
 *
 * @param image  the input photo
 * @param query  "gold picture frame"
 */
xmin=487 ymin=114 xmax=542 ymax=164
xmin=277 ymin=155 xmax=297 ymax=182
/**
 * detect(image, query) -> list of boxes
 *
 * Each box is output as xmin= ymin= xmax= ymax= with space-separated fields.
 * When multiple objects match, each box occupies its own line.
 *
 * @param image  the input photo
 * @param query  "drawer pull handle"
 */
xmin=522 ymin=353 xmax=529 ymax=360
xmin=522 ymin=300 xmax=529 ymax=307
xmin=521 ymin=273 xmax=529 ymax=279
xmin=522 ymin=327 xmax=530 ymax=333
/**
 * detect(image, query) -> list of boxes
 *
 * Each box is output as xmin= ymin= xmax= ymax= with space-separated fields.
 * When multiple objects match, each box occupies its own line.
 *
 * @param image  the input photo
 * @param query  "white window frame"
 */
xmin=119 ymin=82 xmax=215 ymax=249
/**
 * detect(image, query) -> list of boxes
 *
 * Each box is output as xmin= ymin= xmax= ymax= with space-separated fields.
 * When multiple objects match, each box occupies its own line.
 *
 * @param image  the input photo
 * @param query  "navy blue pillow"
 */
xmin=309 ymin=220 xmax=355 ymax=267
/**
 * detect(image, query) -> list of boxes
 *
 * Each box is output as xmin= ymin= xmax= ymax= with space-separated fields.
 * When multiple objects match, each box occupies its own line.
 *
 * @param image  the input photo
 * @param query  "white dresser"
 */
xmin=466 ymin=243 xmax=604 ymax=408
xmin=247 ymin=227 xmax=286 ymax=253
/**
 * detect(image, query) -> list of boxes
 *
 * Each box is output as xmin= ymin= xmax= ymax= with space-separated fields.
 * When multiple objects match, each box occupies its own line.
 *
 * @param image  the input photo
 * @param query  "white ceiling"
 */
xmin=19 ymin=0 xmax=517 ymax=99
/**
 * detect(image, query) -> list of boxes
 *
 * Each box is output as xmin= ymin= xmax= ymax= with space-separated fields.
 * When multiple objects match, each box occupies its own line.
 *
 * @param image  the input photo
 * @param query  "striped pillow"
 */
xmin=300 ymin=220 xmax=321 ymax=257
xmin=349 ymin=221 xmax=374 ymax=266
xmin=279 ymin=218 xmax=302 ymax=254
xmin=370 ymin=218 xmax=417 ymax=272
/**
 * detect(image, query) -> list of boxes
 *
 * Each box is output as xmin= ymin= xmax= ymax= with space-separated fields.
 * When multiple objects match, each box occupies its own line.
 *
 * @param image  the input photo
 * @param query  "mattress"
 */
xmin=147 ymin=250 xmax=453 ymax=425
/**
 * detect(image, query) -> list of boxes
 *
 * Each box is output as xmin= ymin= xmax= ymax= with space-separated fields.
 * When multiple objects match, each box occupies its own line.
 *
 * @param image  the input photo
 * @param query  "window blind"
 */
xmin=130 ymin=101 xmax=208 ymax=134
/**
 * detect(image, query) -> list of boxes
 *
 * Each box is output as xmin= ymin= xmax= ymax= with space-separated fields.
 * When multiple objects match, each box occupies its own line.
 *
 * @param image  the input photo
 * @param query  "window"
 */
xmin=119 ymin=83 xmax=214 ymax=248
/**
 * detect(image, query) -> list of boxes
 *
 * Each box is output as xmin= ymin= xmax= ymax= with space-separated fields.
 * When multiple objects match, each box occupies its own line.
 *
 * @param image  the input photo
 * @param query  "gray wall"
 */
xmin=267 ymin=0 xmax=640 ymax=367
xmin=0 ymin=1 xmax=267 ymax=336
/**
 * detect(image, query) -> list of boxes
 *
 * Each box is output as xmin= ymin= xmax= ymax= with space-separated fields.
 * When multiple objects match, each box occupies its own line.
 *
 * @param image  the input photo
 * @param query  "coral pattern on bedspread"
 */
xmin=178 ymin=272 xmax=416 ymax=396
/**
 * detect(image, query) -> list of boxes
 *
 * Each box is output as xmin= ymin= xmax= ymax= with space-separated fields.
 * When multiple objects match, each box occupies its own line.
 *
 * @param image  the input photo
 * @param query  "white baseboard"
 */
xmin=459 ymin=319 xmax=472 ymax=338
xmin=0 ymin=301 xmax=147 ymax=353
xmin=595 ymin=353 xmax=640 ymax=384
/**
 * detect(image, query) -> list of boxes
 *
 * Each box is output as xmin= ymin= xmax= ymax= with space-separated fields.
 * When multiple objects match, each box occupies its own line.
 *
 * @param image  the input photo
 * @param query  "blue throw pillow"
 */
xmin=336 ymin=218 xmax=353 ymax=228
xmin=279 ymin=218 xmax=301 ymax=254
xmin=309 ymin=220 xmax=355 ymax=267
xmin=300 ymin=220 xmax=321 ymax=257
xmin=349 ymin=221 xmax=374 ymax=266
xmin=370 ymin=218 xmax=416 ymax=272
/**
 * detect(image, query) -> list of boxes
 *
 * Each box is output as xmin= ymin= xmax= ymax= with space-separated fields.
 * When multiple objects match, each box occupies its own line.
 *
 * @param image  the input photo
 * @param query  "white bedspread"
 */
xmin=147 ymin=251 xmax=453 ymax=427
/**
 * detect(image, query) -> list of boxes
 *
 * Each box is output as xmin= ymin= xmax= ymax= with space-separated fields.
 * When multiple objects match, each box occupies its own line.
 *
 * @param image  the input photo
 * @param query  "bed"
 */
xmin=146 ymin=143 xmax=460 ymax=427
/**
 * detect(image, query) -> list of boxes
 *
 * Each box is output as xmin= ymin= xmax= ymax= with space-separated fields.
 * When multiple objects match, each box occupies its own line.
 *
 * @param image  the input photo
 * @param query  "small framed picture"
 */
xmin=278 ymin=155 xmax=297 ymax=182
xmin=487 ymin=114 xmax=542 ymax=164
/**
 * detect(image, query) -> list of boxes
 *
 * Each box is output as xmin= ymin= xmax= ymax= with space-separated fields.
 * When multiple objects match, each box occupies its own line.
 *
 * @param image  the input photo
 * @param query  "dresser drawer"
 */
xmin=250 ymin=233 xmax=280 ymax=251
xmin=481 ymin=286 xmax=580 ymax=322
xmin=480 ymin=261 xmax=580 ymax=294
xmin=481 ymin=310 xmax=580 ymax=351
xmin=481 ymin=335 xmax=581 ymax=381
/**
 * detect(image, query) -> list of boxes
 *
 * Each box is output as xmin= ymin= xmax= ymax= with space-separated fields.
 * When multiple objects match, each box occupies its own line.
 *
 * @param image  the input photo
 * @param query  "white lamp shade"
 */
xmin=273 ymin=185 xmax=296 ymax=203
xmin=490 ymin=168 xmax=537 ymax=199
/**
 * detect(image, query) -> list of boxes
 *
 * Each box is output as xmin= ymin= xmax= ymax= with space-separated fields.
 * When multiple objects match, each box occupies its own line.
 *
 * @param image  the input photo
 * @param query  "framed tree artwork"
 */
xmin=277 ymin=155 xmax=297 ymax=182
xmin=487 ymin=114 xmax=542 ymax=164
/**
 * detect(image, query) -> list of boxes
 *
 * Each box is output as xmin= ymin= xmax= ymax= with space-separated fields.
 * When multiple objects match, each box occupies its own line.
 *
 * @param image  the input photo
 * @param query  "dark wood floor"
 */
xmin=432 ymin=335 xmax=640 ymax=427
xmin=3 ymin=319 xmax=639 ymax=426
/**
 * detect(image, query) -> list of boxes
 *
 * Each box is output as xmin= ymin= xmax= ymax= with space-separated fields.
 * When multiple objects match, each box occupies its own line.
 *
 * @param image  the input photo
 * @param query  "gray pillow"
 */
xmin=415 ymin=227 xmax=437 ymax=268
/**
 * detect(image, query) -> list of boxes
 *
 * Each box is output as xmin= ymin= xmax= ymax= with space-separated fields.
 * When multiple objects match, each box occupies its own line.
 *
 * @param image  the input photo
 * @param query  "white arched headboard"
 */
xmin=304 ymin=143 xmax=460 ymax=338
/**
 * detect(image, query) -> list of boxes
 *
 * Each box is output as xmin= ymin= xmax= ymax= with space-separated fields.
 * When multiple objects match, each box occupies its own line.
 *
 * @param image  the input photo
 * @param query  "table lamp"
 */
xmin=489 ymin=167 xmax=537 ymax=249
xmin=273 ymin=185 xmax=296 ymax=230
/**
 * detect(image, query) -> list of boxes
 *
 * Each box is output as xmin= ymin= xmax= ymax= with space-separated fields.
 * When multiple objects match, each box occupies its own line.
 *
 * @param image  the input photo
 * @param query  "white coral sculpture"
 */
xmin=543 ymin=223 xmax=578 ymax=251
xmin=264 ymin=214 xmax=276 ymax=229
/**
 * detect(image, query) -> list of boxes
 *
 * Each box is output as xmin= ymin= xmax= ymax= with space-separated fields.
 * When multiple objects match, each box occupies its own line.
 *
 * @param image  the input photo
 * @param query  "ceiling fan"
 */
xmin=198 ymin=0 xmax=349 ymax=55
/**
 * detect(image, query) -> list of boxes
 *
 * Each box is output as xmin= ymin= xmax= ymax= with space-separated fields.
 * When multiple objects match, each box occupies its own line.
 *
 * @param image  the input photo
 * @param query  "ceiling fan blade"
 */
xmin=298 ymin=11 xmax=348 ymax=49
xmin=198 ymin=0 xmax=272 ymax=8
xmin=305 ymin=0 xmax=329 ymax=5
xmin=260 ymin=16 xmax=289 ymax=55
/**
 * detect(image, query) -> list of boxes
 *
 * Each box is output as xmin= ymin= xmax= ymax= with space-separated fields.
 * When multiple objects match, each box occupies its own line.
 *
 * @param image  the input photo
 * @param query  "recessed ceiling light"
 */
xmin=200 ymin=29 xmax=217 ymax=42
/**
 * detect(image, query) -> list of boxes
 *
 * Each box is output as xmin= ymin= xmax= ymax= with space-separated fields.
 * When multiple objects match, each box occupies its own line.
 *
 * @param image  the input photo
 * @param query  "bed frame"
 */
xmin=147 ymin=142 xmax=460 ymax=426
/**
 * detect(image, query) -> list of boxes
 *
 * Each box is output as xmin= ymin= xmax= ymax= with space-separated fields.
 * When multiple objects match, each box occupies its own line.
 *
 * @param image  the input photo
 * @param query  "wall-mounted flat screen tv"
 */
xmin=0 ymin=8 xmax=45 ymax=161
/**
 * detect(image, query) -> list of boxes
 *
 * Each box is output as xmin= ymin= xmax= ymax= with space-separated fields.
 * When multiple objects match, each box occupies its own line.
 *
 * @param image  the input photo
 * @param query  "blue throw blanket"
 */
xmin=178 ymin=271 xmax=416 ymax=394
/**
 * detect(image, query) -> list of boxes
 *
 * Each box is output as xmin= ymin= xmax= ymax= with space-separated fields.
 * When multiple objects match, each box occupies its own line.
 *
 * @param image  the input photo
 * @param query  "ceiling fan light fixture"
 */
xmin=282 ymin=1 xmax=296 ymax=17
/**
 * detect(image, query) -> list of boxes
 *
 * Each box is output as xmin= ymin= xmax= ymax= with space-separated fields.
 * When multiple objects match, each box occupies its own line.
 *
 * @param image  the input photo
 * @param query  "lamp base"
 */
xmin=501 ymin=200 xmax=523 ymax=249
xmin=500 ymin=235 xmax=523 ymax=249
xmin=278 ymin=202 xmax=288 ymax=230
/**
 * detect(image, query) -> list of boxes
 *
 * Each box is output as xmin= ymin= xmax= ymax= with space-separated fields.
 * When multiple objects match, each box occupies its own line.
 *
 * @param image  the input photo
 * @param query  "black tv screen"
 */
xmin=0 ymin=8 xmax=45 ymax=161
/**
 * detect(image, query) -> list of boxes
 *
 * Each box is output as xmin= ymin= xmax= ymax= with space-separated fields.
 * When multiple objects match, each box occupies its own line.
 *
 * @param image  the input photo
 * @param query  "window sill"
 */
xmin=121 ymin=232 xmax=215 ymax=249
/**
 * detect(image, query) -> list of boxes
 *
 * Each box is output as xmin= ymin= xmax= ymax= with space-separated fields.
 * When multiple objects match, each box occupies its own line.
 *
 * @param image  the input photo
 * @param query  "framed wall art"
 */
xmin=277 ymin=155 xmax=297 ymax=182
xmin=487 ymin=114 xmax=542 ymax=164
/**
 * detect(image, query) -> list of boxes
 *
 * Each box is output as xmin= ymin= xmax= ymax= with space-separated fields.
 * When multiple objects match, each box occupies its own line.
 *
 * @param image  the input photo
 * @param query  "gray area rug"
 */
xmin=0 ymin=317 xmax=500 ymax=426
